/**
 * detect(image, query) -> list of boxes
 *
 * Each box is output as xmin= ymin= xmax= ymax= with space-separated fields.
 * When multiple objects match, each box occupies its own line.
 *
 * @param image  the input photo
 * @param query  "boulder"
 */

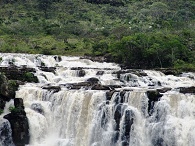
xmin=86 ymin=77 xmax=100 ymax=85
xmin=54 ymin=55 xmax=62 ymax=62
xmin=77 ymin=69 xmax=86 ymax=77
xmin=31 ymin=103 xmax=44 ymax=115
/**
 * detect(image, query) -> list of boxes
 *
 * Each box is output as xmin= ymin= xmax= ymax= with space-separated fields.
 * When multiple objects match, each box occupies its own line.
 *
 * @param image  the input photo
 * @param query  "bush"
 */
xmin=24 ymin=72 xmax=39 ymax=83
xmin=0 ymin=109 xmax=3 ymax=115
xmin=9 ymin=106 xmax=19 ymax=113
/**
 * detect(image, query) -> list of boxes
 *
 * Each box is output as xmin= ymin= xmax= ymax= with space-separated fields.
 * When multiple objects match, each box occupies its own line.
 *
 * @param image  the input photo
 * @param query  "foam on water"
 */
xmin=0 ymin=53 xmax=194 ymax=146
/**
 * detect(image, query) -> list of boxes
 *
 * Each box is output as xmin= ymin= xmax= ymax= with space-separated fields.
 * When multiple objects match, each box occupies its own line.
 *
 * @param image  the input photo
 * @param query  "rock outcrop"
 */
xmin=179 ymin=86 xmax=195 ymax=94
xmin=4 ymin=98 xmax=30 ymax=146
xmin=0 ymin=73 xmax=20 ymax=109
xmin=0 ymin=66 xmax=37 ymax=82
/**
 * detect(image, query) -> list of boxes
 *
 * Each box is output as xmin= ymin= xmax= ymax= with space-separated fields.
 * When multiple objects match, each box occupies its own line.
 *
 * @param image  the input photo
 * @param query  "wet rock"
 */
xmin=0 ymin=73 xmax=9 ymax=99
xmin=42 ymin=85 xmax=61 ymax=93
xmin=0 ymin=74 xmax=20 ymax=100
xmin=0 ymin=66 xmax=36 ymax=81
xmin=113 ymin=91 xmax=127 ymax=105
xmin=4 ymin=98 xmax=30 ymax=146
xmin=106 ymin=90 xmax=116 ymax=101
xmin=109 ymin=85 xmax=122 ymax=90
xmin=147 ymin=90 xmax=163 ymax=115
xmin=152 ymin=138 xmax=165 ymax=146
xmin=64 ymin=82 xmax=91 ymax=89
xmin=114 ymin=104 xmax=122 ymax=142
xmin=77 ymin=69 xmax=86 ymax=77
xmin=179 ymin=86 xmax=195 ymax=94
xmin=121 ymin=109 xmax=134 ymax=146
xmin=14 ymin=98 xmax=24 ymax=109
xmin=54 ymin=55 xmax=62 ymax=62
xmin=39 ymin=66 xmax=56 ymax=73
xmin=31 ymin=103 xmax=44 ymax=115
xmin=157 ymin=88 xmax=172 ymax=93
xmin=86 ymin=77 xmax=100 ymax=85
xmin=119 ymin=91 xmax=126 ymax=103
xmin=98 ymin=104 xmax=109 ymax=129
xmin=0 ymin=119 xmax=15 ymax=146
xmin=91 ymin=84 xmax=111 ymax=90
xmin=96 ymin=71 xmax=104 ymax=75
xmin=7 ymin=80 xmax=20 ymax=99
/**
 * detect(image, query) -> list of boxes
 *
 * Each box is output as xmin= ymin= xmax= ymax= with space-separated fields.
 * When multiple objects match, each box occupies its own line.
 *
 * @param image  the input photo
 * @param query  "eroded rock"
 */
xmin=4 ymin=98 xmax=30 ymax=146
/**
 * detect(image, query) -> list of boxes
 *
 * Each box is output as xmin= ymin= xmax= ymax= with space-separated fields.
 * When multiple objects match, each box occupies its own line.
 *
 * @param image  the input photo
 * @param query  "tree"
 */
xmin=149 ymin=2 xmax=169 ymax=21
xmin=37 ymin=0 xmax=52 ymax=19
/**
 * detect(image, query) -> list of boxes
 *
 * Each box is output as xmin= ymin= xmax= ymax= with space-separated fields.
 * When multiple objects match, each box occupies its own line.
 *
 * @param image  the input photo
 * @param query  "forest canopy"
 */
xmin=0 ymin=0 xmax=195 ymax=70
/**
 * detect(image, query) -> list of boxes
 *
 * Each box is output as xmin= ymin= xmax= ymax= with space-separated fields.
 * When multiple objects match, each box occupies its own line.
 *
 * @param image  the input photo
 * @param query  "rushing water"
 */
xmin=0 ymin=53 xmax=195 ymax=146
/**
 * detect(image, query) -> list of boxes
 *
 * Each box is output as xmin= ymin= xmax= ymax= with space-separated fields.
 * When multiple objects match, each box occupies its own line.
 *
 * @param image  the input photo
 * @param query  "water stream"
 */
xmin=0 ymin=53 xmax=195 ymax=146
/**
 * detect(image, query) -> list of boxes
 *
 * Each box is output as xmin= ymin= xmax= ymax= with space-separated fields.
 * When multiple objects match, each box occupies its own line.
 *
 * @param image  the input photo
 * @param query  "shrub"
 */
xmin=0 ymin=109 xmax=3 ymax=115
xmin=9 ymin=106 xmax=19 ymax=113
xmin=24 ymin=72 xmax=39 ymax=83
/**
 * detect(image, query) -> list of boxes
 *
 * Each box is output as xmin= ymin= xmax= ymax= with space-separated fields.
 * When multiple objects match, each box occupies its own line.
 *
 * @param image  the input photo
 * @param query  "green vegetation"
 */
xmin=0 ymin=0 xmax=195 ymax=69
xmin=9 ymin=106 xmax=19 ymax=113
xmin=0 ymin=109 xmax=3 ymax=115
xmin=24 ymin=72 xmax=38 ymax=83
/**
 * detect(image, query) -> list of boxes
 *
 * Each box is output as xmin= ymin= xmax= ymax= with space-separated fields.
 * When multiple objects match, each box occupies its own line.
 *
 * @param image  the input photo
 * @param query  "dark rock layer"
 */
xmin=4 ymin=98 xmax=30 ymax=146
xmin=179 ymin=86 xmax=195 ymax=94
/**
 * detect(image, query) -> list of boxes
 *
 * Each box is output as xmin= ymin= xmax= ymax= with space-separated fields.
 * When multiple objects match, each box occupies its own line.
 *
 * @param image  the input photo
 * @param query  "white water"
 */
xmin=0 ymin=53 xmax=195 ymax=146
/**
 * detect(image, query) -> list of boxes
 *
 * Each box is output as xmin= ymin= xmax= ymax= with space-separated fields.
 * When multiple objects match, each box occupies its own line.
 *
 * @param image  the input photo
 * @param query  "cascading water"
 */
xmin=0 ymin=53 xmax=194 ymax=146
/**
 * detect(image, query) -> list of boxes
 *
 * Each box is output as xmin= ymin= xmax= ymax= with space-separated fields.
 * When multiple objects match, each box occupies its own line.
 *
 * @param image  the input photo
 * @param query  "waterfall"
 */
xmin=0 ymin=118 xmax=15 ymax=146
xmin=0 ymin=53 xmax=194 ymax=146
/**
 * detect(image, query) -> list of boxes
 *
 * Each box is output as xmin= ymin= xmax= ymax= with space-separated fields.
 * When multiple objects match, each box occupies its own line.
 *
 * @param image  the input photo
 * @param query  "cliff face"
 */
xmin=4 ymin=98 xmax=30 ymax=146
xmin=0 ymin=66 xmax=37 ymax=146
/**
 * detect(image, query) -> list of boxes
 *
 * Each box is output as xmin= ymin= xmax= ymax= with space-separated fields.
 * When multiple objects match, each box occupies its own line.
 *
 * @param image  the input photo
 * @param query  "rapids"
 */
xmin=0 ymin=53 xmax=195 ymax=146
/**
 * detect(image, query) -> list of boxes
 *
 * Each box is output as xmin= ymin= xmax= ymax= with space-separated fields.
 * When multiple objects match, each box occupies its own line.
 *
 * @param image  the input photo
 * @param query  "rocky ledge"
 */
xmin=179 ymin=86 xmax=195 ymax=94
xmin=0 ymin=66 xmax=38 ymax=82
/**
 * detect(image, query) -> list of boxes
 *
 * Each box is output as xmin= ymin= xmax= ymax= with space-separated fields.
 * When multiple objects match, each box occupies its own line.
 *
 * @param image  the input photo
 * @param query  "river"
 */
xmin=0 ymin=53 xmax=195 ymax=146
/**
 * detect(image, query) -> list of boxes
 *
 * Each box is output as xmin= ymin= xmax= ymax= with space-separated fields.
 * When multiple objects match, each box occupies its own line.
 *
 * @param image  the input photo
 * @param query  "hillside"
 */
xmin=0 ymin=0 xmax=195 ymax=70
